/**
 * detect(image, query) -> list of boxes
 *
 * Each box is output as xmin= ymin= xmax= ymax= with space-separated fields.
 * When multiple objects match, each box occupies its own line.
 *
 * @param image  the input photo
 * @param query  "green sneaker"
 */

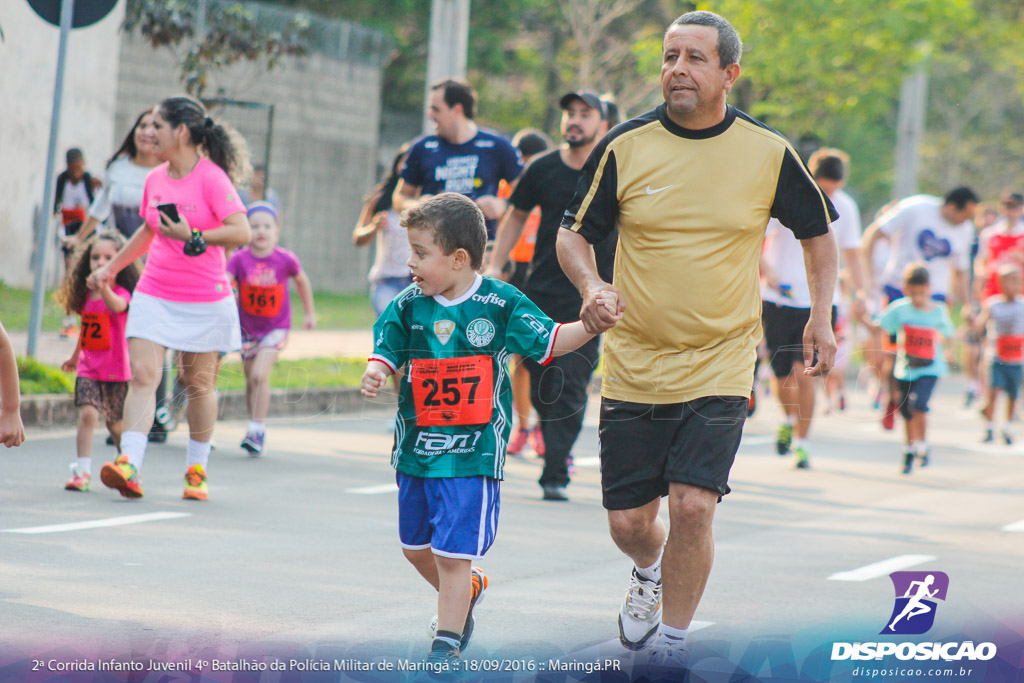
xmin=183 ymin=464 xmax=208 ymax=501
xmin=794 ymin=446 xmax=810 ymax=469
xmin=776 ymin=423 xmax=793 ymax=456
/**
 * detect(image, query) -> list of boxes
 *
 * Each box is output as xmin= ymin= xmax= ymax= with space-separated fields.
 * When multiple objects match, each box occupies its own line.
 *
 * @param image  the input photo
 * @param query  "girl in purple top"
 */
xmin=88 ymin=95 xmax=252 ymax=501
xmin=60 ymin=233 xmax=140 ymax=492
xmin=227 ymin=202 xmax=315 ymax=455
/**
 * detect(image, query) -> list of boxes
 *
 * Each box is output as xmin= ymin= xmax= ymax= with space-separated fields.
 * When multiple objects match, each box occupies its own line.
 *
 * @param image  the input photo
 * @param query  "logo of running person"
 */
xmin=466 ymin=319 xmax=496 ymax=347
xmin=881 ymin=571 xmax=949 ymax=635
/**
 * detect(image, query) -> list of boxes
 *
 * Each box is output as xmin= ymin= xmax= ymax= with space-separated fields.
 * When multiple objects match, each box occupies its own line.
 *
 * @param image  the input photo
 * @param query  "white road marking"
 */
xmin=828 ymin=554 xmax=937 ymax=582
xmin=573 ymin=457 xmax=600 ymax=467
xmin=1001 ymin=519 xmax=1024 ymax=532
xmin=347 ymin=483 xmax=399 ymax=495
xmin=3 ymin=512 xmax=191 ymax=535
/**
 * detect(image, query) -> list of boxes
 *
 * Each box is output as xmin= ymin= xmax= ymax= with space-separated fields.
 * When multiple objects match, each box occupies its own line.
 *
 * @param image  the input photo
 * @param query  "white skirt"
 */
xmin=126 ymin=291 xmax=242 ymax=353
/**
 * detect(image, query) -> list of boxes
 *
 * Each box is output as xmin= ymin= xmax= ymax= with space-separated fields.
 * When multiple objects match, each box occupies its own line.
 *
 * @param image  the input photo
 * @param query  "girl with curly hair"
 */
xmin=59 ymin=233 xmax=140 ymax=491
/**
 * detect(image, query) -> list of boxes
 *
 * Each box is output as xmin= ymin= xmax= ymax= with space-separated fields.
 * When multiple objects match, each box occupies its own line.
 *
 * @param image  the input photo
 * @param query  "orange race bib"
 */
xmin=80 ymin=312 xmax=111 ymax=351
xmin=903 ymin=324 xmax=936 ymax=368
xmin=240 ymin=282 xmax=285 ymax=317
xmin=996 ymin=334 xmax=1024 ymax=363
xmin=62 ymin=207 xmax=86 ymax=226
xmin=410 ymin=355 xmax=494 ymax=427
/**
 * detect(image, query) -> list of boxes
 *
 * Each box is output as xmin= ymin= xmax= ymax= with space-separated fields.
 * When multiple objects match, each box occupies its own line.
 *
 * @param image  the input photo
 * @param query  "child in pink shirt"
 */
xmin=60 ymin=233 xmax=140 ymax=491
xmin=227 ymin=202 xmax=315 ymax=455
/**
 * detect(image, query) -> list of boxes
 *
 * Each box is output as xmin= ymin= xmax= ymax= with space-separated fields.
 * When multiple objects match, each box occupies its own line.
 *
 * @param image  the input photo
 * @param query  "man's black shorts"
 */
xmin=598 ymin=396 xmax=747 ymax=510
xmin=761 ymin=302 xmax=837 ymax=378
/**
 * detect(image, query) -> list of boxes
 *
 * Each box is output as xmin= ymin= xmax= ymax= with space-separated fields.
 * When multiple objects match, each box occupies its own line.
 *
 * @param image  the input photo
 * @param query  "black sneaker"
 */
xmin=917 ymin=450 xmax=930 ymax=467
xmin=901 ymin=451 xmax=914 ymax=475
xmin=982 ymin=429 xmax=994 ymax=443
xmin=425 ymin=639 xmax=460 ymax=678
xmin=461 ymin=567 xmax=487 ymax=651
xmin=148 ymin=420 xmax=167 ymax=443
xmin=1004 ymin=432 xmax=1014 ymax=446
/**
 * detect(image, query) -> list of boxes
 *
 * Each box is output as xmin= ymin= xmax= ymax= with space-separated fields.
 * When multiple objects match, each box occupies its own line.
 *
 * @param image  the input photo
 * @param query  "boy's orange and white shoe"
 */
xmin=100 ymin=455 xmax=143 ymax=498
xmin=183 ymin=464 xmax=208 ymax=501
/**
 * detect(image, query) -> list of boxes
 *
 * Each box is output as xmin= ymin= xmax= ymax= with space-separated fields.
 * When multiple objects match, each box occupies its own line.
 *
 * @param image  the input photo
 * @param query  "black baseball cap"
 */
xmin=559 ymin=91 xmax=607 ymax=119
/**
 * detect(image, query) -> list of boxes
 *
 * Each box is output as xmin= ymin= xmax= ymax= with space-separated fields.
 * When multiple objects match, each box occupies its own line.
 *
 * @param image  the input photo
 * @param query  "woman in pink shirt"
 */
xmin=88 ymin=95 xmax=252 ymax=502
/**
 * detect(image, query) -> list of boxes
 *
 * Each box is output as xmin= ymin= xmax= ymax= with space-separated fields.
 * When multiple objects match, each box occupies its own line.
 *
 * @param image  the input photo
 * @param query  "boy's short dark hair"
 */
xmin=66 ymin=148 xmax=84 ymax=164
xmin=402 ymin=193 xmax=487 ymax=270
xmin=903 ymin=263 xmax=930 ymax=287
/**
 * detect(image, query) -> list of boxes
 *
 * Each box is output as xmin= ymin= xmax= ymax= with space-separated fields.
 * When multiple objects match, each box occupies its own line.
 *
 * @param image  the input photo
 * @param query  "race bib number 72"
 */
xmin=410 ymin=355 xmax=493 ymax=426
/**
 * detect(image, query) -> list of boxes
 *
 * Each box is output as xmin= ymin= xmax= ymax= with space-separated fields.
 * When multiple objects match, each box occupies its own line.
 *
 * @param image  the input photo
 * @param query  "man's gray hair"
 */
xmin=669 ymin=11 xmax=743 ymax=68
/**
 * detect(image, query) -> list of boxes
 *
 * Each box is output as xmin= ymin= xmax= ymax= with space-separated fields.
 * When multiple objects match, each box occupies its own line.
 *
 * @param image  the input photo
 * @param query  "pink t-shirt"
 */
xmin=137 ymin=159 xmax=246 ymax=302
xmin=77 ymin=286 xmax=132 ymax=382
xmin=226 ymin=247 xmax=302 ymax=337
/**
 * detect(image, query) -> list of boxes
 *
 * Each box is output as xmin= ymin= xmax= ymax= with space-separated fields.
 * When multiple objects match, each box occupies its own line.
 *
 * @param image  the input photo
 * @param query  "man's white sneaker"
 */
xmin=618 ymin=567 xmax=663 ymax=650
xmin=643 ymin=641 xmax=690 ymax=681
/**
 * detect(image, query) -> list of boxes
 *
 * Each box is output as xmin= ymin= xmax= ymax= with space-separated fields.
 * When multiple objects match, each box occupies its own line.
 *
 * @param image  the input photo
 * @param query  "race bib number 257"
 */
xmin=410 ymin=355 xmax=493 ymax=426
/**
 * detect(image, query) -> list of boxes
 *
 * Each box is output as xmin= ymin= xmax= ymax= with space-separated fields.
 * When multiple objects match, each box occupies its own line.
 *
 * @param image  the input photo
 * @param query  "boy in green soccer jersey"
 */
xmin=361 ymin=192 xmax=619 ymax=668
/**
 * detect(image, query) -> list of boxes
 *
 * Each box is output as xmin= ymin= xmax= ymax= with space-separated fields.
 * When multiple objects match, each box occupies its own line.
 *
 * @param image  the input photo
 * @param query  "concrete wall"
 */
xmin=115 ymin=31 xmax=379 ymax=293
xmin=0 ymin=1 xmax=125 ymax=288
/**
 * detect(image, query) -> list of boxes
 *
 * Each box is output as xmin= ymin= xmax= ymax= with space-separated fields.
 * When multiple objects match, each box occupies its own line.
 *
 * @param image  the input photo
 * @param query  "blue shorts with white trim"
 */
xmin=396 ymin=472 xmax=500 ymax=559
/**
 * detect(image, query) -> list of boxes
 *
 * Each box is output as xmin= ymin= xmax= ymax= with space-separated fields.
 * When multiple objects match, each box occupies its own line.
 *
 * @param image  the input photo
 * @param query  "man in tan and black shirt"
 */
xmin=557 ymin=10 xmax=838 ymax=672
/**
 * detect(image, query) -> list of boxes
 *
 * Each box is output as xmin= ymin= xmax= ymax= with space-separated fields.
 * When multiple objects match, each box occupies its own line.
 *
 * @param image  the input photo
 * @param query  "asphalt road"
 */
xmin=2 ymin=376 xmax=1022 ymax=682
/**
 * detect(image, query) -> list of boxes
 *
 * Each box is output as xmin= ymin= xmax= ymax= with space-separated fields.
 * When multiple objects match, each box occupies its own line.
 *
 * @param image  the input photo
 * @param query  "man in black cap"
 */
xmin=487 ymin=90 xmax=614 ymax=501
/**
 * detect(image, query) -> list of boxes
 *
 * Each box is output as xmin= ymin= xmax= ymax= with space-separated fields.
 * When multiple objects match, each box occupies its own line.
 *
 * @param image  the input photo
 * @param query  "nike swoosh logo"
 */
xmin=645 ymin=184 xmax=673 ymax=195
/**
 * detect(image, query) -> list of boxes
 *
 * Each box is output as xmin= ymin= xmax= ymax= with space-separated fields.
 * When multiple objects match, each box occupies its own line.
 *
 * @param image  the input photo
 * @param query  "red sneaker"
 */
xmin=882 ymin=400 xmax=897 ymax=431
xmin=507 ymin=427 xmax=529 ymax=456
xmin=529 ymin=426 xmax=545 ymax=457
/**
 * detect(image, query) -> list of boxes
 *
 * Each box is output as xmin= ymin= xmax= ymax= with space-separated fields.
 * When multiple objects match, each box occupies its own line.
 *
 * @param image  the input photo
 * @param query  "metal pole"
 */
xmin=423 ymin=0 xmax=470 ymax=135
xmin=27 ymin=0 xmax=76 ymax=358
xmin=893 ymin=66 xmax=928 ymax=200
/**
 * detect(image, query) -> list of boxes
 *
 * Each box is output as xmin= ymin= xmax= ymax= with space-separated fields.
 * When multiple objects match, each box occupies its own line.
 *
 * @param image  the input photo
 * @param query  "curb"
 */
xmin=19 ymin=387 xmax=378 ymax=429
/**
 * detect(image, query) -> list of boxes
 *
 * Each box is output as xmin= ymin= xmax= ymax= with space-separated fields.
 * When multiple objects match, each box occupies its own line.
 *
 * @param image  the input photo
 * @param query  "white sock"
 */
xmin=248 ymin=420 xmax=265 ymax=434
xmin=656 ymin=623 xmax=689 ymax=648
xmin=987 ymin=421 xmax=996 ymax=431
xmin=792 ymin=437 xmax=803 ymax=450
xmin=119 ymin=431 xmax=148 ymax=469
xmin=636 ymin=549 xmax=663 ymax=583
xmin=78 ymin=457 xmax=92 ymax=473
xmin=915 ymin=441 xmax=928 ymax=455
xmin=782 ymin=416 xmax=793 ymax=427
xmin=187 ymin=439 xmax=212 ymax=469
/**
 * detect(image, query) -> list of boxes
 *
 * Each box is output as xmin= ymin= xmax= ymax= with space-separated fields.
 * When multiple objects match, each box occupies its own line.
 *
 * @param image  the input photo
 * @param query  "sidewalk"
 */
xmin=9 ymin=328 xmax=374 ymax=366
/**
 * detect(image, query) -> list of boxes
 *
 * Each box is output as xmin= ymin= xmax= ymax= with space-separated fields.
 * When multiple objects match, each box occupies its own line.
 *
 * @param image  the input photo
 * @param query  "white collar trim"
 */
xmin=432 ymin=273 xmax=483 ymax=307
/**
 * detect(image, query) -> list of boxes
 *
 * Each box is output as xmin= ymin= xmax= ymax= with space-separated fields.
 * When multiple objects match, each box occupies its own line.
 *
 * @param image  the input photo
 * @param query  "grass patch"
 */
xmin=0 ymin=284 xmax=376 ymax=332
xmin=0 ymin=284 xmax=66 ymax=333
xmin=15 ymin=356 xmax=364 ymax=397
xmin=293 ymin=290 xmax=376 ymax=330
xmin=17 ymin=356 xmax=75 ymax=394
xmin=217 ymin=356 xmax=365 ymax=392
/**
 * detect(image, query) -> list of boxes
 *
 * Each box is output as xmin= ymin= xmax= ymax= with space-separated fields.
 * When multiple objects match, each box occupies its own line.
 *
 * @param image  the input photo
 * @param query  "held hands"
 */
xmin=86 ymin=265 xmax=113 ymax=291
xmin=360 ymin=365 xmax=389 ymax=398
xmin=581 ymin=282 xmax=625 ymax=334
xmin=159 ymin=208 xmax=193 ymax=242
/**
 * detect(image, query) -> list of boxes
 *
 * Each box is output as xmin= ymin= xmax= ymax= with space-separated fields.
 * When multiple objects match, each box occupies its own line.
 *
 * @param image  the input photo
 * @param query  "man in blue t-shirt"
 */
xmin=393 ymin=78 xmax=523 ymax=239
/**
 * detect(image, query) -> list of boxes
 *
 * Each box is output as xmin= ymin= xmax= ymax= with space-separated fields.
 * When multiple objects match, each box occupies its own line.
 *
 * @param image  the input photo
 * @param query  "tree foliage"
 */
xmin=124 ymin=0 xmax=310 ymax=96
xmin=131 ymin=0 xmax=1024 ymax=210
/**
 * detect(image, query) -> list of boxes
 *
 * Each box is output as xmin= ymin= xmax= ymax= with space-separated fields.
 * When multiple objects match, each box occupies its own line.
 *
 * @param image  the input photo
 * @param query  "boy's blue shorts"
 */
xmin=396 ymin=472 xmax=500 ymax=560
